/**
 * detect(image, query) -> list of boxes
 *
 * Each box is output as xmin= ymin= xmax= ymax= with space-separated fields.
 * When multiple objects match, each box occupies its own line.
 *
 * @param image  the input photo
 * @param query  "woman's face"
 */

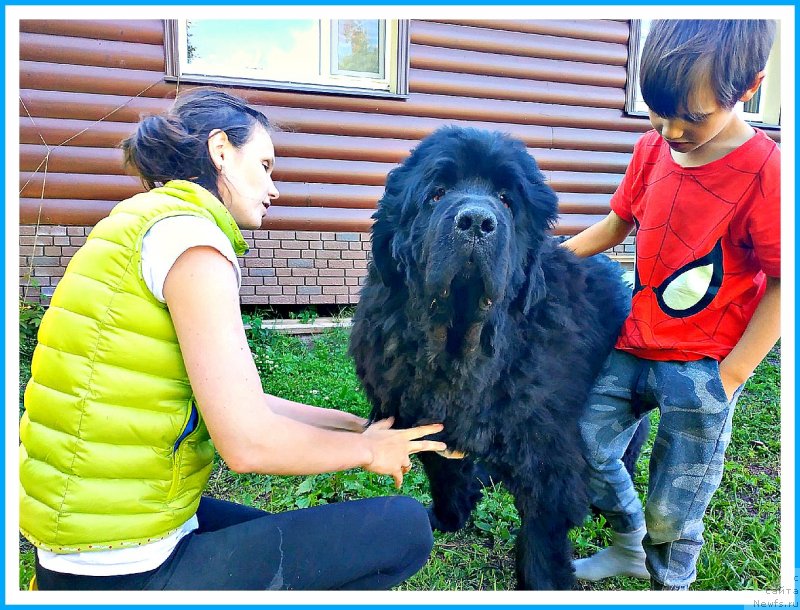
xmin=215 ymin=124 xmax=279 ymax=229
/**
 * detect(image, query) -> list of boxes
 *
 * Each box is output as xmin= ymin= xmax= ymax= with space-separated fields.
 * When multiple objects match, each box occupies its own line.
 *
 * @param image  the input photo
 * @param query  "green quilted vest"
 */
xmin=20 ymin=180 xmax=248 ymax=552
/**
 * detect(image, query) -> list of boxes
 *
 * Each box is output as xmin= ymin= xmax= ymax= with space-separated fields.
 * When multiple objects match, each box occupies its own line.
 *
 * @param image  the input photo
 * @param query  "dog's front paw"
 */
xmin=426 ymin=506 xmax=462 ymax=532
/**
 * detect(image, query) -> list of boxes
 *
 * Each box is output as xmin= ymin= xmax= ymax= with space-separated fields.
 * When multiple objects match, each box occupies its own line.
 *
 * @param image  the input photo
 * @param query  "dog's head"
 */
xmin=371 ymin=126 xmax=558 ymax=360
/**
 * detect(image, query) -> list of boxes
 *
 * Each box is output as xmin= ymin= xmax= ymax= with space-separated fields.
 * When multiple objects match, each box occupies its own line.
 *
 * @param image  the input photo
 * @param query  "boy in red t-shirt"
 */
xmin=563 ymin=20 xmax=780 ymax=590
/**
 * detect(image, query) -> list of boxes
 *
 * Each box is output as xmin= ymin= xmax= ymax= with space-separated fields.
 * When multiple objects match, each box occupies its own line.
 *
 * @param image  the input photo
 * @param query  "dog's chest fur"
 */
xmin=371 ymin=299 xmax=592 ymax=468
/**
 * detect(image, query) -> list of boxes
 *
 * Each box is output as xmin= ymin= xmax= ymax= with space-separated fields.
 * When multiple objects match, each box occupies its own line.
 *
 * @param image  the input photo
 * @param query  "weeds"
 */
xmin=18 ymin=306 xmax=781 ymax=591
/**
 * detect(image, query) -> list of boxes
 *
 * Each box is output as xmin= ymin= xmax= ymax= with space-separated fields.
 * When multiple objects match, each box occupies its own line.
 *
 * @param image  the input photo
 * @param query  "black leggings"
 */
xmin=35 ymin=495 xmax=434 ymax=590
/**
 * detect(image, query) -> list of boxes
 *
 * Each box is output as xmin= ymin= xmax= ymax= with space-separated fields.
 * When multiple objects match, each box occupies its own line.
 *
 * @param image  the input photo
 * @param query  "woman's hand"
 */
xmin=361 ymin=418 xmax=447 ymax=488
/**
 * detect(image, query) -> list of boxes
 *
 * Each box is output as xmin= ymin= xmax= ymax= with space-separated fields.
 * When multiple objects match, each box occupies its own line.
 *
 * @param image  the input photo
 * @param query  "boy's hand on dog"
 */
xmin=362 ymin=418 xmax=447 ymax=488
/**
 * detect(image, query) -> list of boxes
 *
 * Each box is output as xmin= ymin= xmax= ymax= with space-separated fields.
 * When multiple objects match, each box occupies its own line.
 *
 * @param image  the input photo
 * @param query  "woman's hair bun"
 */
xmin=120 ymin=88 xmax=272 ymax=194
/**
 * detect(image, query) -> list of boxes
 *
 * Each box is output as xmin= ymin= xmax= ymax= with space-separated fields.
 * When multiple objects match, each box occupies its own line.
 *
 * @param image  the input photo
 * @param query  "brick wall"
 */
xmin=19 ymin=225 xmax=635 ymax=306
xmin=238 ymin=230 xmax=369 ymax=306
xmin=610 ymin=236 xmax=636 ymax=263
xmin=19 ymin=225 xmax=371 ymax=306
xmin=20 ymin=225 xmax=77 ymax=302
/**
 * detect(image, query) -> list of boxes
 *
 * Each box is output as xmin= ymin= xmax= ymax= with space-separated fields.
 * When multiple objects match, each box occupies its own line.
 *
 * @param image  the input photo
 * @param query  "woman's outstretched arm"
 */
xmin=164 ymin=246 xmax=445 ymax=486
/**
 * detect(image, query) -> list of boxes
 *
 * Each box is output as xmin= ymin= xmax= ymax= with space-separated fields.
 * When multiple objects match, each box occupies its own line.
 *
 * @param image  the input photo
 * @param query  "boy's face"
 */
xmin=647 ymin=81 xmax=740 ymax=157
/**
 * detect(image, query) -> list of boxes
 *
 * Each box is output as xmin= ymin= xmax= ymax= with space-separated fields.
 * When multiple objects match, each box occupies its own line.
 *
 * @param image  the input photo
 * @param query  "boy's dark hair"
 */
xmin=639 ymin=19 xmax=777 ymax=119
xmin=121 ymin=87 xmax=272 ymax=196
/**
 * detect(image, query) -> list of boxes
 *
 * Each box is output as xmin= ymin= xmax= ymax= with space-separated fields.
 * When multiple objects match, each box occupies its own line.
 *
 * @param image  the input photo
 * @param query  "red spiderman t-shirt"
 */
xmin=610 ymin=129 xmax=780 ymax=362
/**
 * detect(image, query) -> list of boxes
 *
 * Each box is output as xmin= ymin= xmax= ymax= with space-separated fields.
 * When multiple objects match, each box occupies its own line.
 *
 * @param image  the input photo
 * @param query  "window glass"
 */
xmin=184 ymin=20 xmax=321 ymax=82
xmin=331 ymin=20 xmax=384 ymax=78
xmin=168 ymin=19 xmax=408 ymax=96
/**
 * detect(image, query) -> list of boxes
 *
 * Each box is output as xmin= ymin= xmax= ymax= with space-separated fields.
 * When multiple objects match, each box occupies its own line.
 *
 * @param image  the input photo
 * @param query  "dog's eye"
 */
xmin=498 ymin=192 xmax=511 ymax=208
xmin=431 ymin=187 xmax=446 ymax=203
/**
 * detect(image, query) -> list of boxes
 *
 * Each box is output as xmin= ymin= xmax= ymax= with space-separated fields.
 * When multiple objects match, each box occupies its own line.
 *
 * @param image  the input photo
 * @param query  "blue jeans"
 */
xmin=34 ymin=496 xmax=434 ymax=590
xmin=579 ymin=349 xmax=743 ymax=589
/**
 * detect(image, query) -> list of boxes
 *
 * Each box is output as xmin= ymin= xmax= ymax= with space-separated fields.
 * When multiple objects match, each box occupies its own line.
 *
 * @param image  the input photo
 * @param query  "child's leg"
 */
xmin=575 ymin=349 xmax=651 ymax=581
xmin=644 ymin=359 xmax=742 ymax=590
xmin=579 ymin=349 xmax=647 ymax=533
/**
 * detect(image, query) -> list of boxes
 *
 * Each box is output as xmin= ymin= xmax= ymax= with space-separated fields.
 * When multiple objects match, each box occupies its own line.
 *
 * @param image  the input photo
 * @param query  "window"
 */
xmin=625 ymin=20 xmax=781 ymax=127
xmin=164 ymin=19 xmax=409 ymax=97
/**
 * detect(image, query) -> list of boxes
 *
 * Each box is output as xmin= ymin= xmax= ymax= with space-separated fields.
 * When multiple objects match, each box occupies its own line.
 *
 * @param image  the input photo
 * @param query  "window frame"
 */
xmin=624 ymin=19 xmax=781 ymax=128
xmin=163 ymin=19 xmax=410 ymax=99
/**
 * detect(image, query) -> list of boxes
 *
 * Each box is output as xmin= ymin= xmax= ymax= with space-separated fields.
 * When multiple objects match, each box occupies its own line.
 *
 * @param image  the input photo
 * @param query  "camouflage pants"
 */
xmin=579 ymin=349 xmax=743 ymax=589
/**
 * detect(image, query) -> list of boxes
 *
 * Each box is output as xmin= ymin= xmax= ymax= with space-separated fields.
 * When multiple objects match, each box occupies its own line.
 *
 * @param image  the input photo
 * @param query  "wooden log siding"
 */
xmin=18 ymin=18 xmax=781 ymax=233
xmin=19 ymin=18 xmax=649 ymax=233
xmin=17 ymin=19 xmax=780 ymax=305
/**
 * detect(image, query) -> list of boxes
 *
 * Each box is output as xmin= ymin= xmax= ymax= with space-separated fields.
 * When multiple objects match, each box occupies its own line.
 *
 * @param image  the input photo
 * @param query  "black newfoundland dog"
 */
xmin=350 ymin=126 xmax=641 ymax=590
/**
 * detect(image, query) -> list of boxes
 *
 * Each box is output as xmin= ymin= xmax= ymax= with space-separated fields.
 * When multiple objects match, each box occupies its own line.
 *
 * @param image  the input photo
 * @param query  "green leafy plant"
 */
xmin=19 ymin=298 xmax=45 ymax=344
xmin=18 ymin=319 xmax=781 ymax=591
xmin=19 ymin=294 xmax=46 ymax=415
xmin=289 ymin=307 xmax=319 ymax=325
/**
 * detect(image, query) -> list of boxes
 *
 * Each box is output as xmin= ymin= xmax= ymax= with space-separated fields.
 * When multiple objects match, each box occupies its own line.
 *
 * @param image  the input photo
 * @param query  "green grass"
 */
xmin=18 ymin=317 xmax=781 ymax=591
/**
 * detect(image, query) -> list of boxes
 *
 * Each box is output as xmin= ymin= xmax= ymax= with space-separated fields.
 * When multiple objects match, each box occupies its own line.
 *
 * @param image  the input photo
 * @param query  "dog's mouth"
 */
xmin=425 ymin=261 xmax=497 ymax=360
xmin=419 ymin=200 xmax=511 ymax=362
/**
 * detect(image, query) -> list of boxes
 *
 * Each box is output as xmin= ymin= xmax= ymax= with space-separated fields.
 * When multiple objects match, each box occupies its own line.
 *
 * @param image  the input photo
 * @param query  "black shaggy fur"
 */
xmin=350 ymin=127 xmax=643 ymax=590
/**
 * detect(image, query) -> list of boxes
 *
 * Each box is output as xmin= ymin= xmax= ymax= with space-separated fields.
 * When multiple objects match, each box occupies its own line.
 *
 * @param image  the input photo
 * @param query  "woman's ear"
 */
xmin=740 ymin=70 xmax=767 ymax=103
xmin=207 ymin=129 xmax=230 ymax=171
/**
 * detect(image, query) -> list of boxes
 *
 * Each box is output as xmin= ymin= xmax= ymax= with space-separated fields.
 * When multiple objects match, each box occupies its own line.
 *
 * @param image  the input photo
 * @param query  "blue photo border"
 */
xmin=5 ymin=2 xmax=796 ymax=608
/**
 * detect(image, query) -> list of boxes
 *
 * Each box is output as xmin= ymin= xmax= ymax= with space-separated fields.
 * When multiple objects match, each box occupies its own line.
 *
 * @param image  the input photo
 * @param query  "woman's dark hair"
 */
xmin=639 ymin=19 xmax=777 ymax=119
xmin=121 ymin=88 xmax=271 ymax=195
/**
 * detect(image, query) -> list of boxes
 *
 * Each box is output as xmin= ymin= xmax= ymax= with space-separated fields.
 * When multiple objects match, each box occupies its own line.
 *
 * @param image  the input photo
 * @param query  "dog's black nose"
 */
xmin=455 ymin=206 xmax=496 ymax=238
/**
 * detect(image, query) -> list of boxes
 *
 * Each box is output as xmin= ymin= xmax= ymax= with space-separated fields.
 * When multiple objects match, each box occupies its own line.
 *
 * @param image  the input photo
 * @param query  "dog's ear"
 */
xmin=370 ymin=203 xmax=401 ymax=287
xmin=370 ymin=159 xmax=418 ymax=286
xmin=510 ymin=139 xmax=559 ymax=231
xmin=513 ymin=148 xmax=556 ymax=314
xmin=521 ymin=254 xmax=547 ymax=315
